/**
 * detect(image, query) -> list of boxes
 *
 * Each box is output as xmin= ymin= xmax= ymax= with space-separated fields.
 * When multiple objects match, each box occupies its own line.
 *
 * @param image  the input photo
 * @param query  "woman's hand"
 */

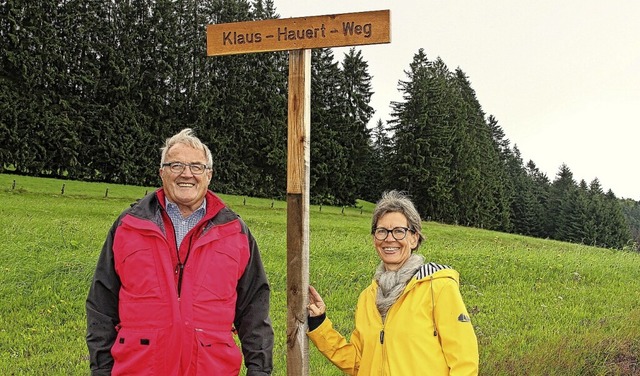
xmin=307 ymin=285 xmax=326 ymax=317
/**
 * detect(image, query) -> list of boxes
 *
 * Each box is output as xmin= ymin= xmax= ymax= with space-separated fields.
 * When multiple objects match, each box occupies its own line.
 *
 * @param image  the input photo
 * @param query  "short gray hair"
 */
xmin=160 ymin=128 xmax=213 ymax=168
xmin=371 ymin=190 xmax=424 ymax=249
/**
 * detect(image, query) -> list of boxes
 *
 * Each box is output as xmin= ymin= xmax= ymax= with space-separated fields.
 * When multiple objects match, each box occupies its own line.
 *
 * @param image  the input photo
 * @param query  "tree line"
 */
xmin=1 ymin=0 xmax=637 ymax=250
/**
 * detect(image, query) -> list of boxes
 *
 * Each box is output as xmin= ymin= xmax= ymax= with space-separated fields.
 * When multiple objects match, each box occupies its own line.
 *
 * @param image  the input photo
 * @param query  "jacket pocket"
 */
xmin=111 ymin=328 xmax=159 ymax=375
xmin=116 ymin=247 xmax=161 ymax=298
xmin=193 ymin=329 xmax=242 ymax=375
xmin=197 ymin=247 xmax=240 ymax=301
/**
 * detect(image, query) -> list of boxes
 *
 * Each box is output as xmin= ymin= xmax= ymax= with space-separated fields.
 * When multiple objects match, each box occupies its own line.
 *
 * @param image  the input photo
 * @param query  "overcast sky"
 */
xmin=273 ymin=0 xmax=639 ymax=200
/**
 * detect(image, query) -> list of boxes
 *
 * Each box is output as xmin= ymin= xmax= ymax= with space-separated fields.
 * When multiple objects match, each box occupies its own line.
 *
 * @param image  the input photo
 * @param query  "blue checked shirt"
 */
xmin=165 ymin=198 xmax=206 ymax=248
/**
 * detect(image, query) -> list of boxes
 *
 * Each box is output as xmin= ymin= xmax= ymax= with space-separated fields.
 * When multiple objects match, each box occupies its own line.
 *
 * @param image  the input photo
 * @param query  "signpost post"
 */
xmin=207 ymin=10 xmax=390 ymax=375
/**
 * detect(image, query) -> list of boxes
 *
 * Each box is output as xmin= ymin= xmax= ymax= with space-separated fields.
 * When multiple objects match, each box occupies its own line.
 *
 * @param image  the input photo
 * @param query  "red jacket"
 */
xmin=86 ymin=189 xmax=273 ymax=375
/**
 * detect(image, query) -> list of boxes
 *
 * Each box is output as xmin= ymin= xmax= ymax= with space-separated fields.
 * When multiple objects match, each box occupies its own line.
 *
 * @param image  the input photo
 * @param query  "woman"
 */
xmin=307 ymin=190 xmax=479 ymax=375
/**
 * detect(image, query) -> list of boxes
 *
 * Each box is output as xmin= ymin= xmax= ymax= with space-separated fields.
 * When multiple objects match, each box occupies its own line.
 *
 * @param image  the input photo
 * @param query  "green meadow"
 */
xmin=1 ymin=173 xmax=638 ymax=375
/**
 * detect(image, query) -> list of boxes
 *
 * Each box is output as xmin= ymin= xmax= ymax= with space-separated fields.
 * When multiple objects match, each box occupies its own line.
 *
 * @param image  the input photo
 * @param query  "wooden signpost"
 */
xmin=207 ymin=10 xmax=390 ymax=375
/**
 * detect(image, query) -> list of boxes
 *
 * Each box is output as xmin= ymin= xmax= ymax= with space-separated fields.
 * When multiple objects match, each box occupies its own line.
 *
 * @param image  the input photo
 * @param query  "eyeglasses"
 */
xmin=162 ymin=162 xmax=210 ymax=175
xmin=372 ymin=227 xmax=414 ymax=241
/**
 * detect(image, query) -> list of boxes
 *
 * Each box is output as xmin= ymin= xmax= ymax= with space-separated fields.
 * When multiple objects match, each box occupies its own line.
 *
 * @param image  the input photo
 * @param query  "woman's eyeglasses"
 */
xmin=372 ymin=227 xmax=413 ymax=241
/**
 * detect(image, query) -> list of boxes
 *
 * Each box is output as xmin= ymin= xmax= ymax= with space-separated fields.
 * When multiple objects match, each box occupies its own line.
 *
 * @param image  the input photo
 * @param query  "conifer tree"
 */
xmin=548 ymin=164 xmax=583 ymax=242
xmin=0 ymin=0 xmax=22 ymax=171
xmin=363 ymin=118 xmax=392 ymax=202
xmin=309 ymin=48 xmax=349 ymax=205
xmin=580 ymin=178 xmax=605 ymax=246
xmin=0 ymin=0 xmax=78 ymax=176
xmin=389 ymin=50 xmax=455 ymax=221
xmin=505 ymin=146 xmax=540 ymax=235
xmin=450 ymin=69 xmax=510 ymax=229
xmin=197 ymin=0 xmax=287 ymax=197
xmin=525 ymin=160 xmax=550 ymax=238
xmin=340 ymin=48 xmax=375 ymax=204
xmin=620 ymin=199 xmax=640 ymax=251
xmin=600 ymin=189 xmax=632 ymax=249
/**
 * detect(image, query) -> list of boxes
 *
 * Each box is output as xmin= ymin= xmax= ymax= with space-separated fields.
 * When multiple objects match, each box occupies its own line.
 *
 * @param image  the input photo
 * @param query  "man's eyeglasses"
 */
xmin=372 ymin=227 xmax=414 ymax=241
xmin=162 ymin=162 xmax=210 ymax=175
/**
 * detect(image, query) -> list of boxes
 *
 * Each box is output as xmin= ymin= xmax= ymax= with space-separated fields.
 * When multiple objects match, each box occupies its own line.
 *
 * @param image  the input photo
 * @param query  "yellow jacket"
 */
xmin=308 ymin=263 xmax=479 ymax=375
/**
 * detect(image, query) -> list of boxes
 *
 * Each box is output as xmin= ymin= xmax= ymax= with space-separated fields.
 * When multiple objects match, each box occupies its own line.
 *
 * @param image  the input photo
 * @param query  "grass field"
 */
xmin=1 ymin=173 xmax=639 ymax=375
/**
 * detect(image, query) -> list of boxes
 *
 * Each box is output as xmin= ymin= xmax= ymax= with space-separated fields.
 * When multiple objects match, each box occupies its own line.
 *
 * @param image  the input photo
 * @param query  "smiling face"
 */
xmin=159 ymin=143 xmax=212 ymax=217
xmin=374 ymin=211 xmax=419 ymax=271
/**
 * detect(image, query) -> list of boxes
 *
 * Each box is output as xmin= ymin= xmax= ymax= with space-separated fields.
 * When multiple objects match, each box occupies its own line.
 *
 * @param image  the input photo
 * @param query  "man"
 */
xmin=86 ymin=128 xmax=274 ymax=375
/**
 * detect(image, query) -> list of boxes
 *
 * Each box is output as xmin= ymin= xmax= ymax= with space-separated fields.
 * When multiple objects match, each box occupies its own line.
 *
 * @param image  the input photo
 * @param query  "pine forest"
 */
xmin=1 ymin=0 xmax=638 ymax=250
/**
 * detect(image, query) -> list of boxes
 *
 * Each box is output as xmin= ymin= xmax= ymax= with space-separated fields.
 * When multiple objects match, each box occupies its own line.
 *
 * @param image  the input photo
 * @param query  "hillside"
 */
xmin=1 ymin=173 xmax=638 ymax=375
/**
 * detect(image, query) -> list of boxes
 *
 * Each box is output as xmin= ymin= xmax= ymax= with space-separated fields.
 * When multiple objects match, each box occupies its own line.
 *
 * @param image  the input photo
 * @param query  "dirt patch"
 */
xmin=609 ymin=346 xmax=639 ymax=375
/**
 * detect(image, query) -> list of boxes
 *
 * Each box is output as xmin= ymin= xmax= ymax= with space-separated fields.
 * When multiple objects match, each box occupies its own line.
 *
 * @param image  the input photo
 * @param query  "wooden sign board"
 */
xmin=207 ymin=10 xmax=390 ymax=56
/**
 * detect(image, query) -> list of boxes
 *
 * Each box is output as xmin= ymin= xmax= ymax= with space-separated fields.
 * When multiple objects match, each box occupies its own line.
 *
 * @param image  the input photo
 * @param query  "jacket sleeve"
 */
xmin=86 ymin=220 xmax=122 ymax=376
xmin=434 ymin=278 xmax=479 ymax=376
xmin=307 ymin=316 xmax=362 ymax=376
xmin=234 ymin=225 xmax=274 ymax=376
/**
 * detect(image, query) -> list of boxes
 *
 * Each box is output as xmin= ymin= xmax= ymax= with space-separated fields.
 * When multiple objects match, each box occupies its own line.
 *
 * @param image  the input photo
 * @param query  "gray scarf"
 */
xmin=374 ymin=253 xmax=425 ymax=321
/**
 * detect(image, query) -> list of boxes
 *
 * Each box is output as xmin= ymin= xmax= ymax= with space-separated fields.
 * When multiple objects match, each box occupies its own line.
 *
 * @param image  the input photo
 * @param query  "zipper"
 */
xmin=175 ymin=262 xmax=185 ymax=296
xmin=380 ymin=317 xmax=387 ymax=375
xmin=380 ymin=324 xmax=387 ymax=376
xmin=175 ymin=235 xmax=194 ymax=297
